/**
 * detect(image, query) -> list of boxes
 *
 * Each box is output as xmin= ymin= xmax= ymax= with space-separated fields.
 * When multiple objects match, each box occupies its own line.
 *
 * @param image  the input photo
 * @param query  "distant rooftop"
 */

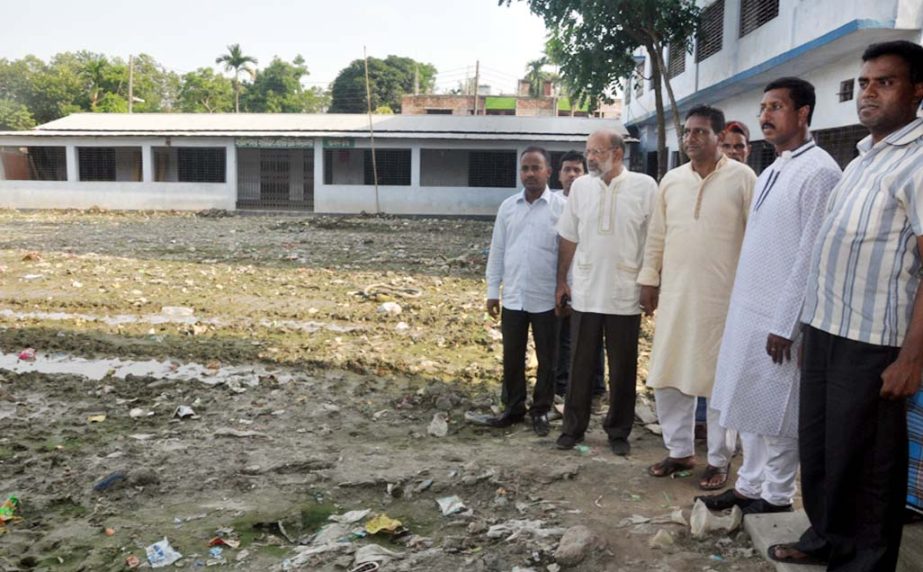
xmin=3 ymin=113 xmax=629 ymax=142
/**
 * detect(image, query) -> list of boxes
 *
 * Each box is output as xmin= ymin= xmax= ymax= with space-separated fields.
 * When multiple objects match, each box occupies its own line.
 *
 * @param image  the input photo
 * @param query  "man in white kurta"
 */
xmin=639 ymin=106 xmax=756 ymax=489
xmin=705 ymin=78 xmax=842 ymax=514
xmin=554 ymin=130 xmax=657 ymax=455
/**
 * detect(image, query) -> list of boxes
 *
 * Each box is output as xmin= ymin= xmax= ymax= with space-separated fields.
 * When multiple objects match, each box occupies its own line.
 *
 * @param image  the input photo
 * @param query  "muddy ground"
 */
xmin=0 ymin=210 xmax=772 ymax=571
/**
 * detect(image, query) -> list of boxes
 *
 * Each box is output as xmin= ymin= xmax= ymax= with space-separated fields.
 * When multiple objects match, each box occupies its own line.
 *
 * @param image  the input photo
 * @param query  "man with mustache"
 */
xmin=640 ymin=105 xmax=756 ymax=490
xmin=554 ymin=129 xmax=657 ymax=455
xmin=483 ymin=147 xmax=566 ymax=436
xmin=768 ymin=40 xmax=923 ymax=571
xmin=721 ymin=121 xmax=752 ymax=164
xmin=702 ymin=77 xmax=842 ymax=516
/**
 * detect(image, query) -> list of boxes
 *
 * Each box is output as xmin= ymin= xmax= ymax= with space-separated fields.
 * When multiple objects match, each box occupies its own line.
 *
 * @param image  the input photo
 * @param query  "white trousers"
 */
xmin=654 ymin=387 xmax=734 ymax=467
xmin=734 ymin=431 xmax=798 ymax=506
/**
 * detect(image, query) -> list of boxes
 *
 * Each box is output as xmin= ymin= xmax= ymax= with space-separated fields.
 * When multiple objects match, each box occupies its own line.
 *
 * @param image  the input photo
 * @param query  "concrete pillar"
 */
xmin=313 ymin=142 xmax=324 ymax=210
xmin=66 ymin=144 xmax=79 ymax=183
xmin=410 ymin=145 xmax=421 ymax=188
xmin=141 ymin=144 xmax=153 ymax=183
xmin=225 ymin=142 xmax=238 ymax=210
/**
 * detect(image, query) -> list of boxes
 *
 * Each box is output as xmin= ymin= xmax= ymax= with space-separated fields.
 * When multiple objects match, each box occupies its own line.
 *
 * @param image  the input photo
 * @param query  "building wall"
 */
xmin=400 ymin=95 xmax=478 ymax=115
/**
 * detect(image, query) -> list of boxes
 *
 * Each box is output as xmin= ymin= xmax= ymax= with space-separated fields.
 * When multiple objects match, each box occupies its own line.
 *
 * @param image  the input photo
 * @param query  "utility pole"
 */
xmin=414 ymin=64 xmax=419 ymax=95
xmin=363 ymin=46 xmax=380 ymax=214
xmin=472 ymin=60 xmax=480 ymax=116
xmin=128 ymin=55 xmax=134 ymax=113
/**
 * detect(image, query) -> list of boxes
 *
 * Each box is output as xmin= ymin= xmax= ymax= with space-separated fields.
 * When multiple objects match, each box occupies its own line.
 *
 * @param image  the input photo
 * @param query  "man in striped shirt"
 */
xmin=769 ymin=41 xmax=923 ymax=570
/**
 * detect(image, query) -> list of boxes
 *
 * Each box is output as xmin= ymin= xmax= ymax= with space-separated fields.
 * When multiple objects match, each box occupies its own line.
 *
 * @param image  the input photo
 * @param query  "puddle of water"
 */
xmin=0 ymin=351 xmax=294 ymax=386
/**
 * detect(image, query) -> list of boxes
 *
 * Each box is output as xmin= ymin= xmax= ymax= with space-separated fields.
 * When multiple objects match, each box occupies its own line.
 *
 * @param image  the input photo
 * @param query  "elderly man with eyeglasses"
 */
xmin=554 ymin=129 xmax=658 ymax=456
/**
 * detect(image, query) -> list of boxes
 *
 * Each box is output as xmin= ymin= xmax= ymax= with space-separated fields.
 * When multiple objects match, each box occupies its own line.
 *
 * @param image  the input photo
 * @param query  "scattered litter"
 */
xmin=486 ymin=519 xmax=567 ymax=540
xmin=377 ymin=302 xmax=402 ymax=316
xmin=395 ymin=322 xmax=410 ymax=332
xmin=129 ymin=408 xmax=152 ymax=418
xmin=0 ymin=496 xmax=21 ymax=528
xmin=87 ymin=414 xmax=107 ymax=423
xmin=428 ymin=412 xmax=449 ymax=437
xmin=236 ymin=549 xmax=250 ymax=562
xmin=209 ymin=546 xmax=223 ymax=558
xmin=463 ymin=411 xmax=495 ymax=425
xmin=353 ymin=544 xmax=405 ymax=566
xmin=349 ymin=563 xmax=380 ymax=572
xmin=690 ymin=499 xmax=742 ymax=538
xmin=709 ymin=554 xmax=724 ymax=561
xmin=436 ymin=495 xmax=466 ymax=516
xmin=575 ymin=445 xmax=591 ymax=455
xmin=17 ymin=348 xmax=36 ymax=362
xmin=146 ymin=537 xmax=182 ymax=568
xmin=125 ymin=554 xmax=141 ymax=569
xmin=329 ymin=509 xmax=371 ymax=524
xmin=650 ymin=509 xmax=688 ymax=526
xmin=312 ymin=523 xmax=351 ymax=545
xmin=649 ymin=529 xmax=674 ymax=549
xmin=93 ymin=470 xmax=127 ymax=492
xmin=104 ymin=527 xmax=116 ymax=536
xmin=174 ymin=405 xmax=198 ymax=419
xmin=365 ymin=514 xmax=402 ymax=535
xmin=671 ymin=470 xmax=692 ymax=479
xmin=617 ymin=514 xmax=651 ymax=527
xmin=209 ymin=537 xmax=241 ymax=549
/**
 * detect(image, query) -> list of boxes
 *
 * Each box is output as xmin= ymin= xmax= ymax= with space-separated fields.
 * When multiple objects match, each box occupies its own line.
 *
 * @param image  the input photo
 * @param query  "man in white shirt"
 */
xmin=483 ymin=146 xmax=566 ymax=436
xmin=555 ymin=130 xmax=658 ymax=455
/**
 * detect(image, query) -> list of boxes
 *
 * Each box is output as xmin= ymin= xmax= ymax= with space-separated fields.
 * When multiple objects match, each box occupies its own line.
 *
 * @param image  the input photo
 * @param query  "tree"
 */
xmin=507 ymin=0 xmax=701 ymax=178
xmin=178 ymin=68 xmax=234 ymax=112
xmin=524 ymin=57 xmax=552 ymax=97
xmin=243 ymin=56 xmax=329 ymax=113
xmin=0 ymin=98 xmax=35 ymax=130
xmin=328 ymin=55 xmax=436 ymax=113
xmin=215 ymin=44 xmax=258 ymax=113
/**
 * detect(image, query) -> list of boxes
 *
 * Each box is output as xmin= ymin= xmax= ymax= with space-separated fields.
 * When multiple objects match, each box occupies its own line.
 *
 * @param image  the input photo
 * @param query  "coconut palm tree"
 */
xmin=215 ymin=44 xmax=258 ymax=113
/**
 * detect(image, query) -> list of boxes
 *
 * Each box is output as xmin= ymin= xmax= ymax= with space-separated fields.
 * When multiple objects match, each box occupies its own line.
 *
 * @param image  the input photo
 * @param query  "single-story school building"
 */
xmin=0 ymin=113 xmax=627 ymax=215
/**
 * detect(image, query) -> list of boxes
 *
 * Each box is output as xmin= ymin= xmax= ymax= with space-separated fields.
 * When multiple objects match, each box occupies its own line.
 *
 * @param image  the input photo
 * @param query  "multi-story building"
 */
xmin=622 ymin=0 xmax=923 ymax=175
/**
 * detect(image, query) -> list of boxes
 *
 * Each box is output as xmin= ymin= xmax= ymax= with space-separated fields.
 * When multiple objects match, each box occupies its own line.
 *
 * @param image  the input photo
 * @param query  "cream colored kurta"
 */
xmin=638 ymin=155 xmax=756 ymax=397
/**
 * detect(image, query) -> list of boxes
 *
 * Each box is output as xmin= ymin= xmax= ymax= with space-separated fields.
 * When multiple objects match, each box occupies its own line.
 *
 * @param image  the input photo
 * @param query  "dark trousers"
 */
xmin=555 ymin=314 xmax=606 ymax=397
xmin=500 ymin=307 xmax=557 ymax=417
xmin=562 ymin=311 xmax=641 ymax=440
xmin=797 ymin=326 xmax=908 ymax=571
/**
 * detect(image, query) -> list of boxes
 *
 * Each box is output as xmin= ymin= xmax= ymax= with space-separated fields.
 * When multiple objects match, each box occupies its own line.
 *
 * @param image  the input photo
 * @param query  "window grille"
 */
xmin=469 ymin=151 xmax=517 ymax=188
xmin=78 ymin=147 xmax=141 ymax=182
xmin=0 ymin=146 xmax=66 ymax=181
xmin=740 ymin=0 xmax=779 ymax=37
xmin=364 ymin=149 xmax=411 ymax=186
xmin=633 ymin=61 xmax=645 ymax=99
xmin=178 ymin=148 xmax=226 ymax=182
xmin=814 ymin=124 xmax=867 ymax=170
xmin=838 ymin=79 xmax=855 ymax=103
xmin=696 ymin=0 xmax=724 ymax=63
xmin=746 ymin=140 xmax=776 ymax=175
xmin=667 ymin=43 xmax=686 ymax=79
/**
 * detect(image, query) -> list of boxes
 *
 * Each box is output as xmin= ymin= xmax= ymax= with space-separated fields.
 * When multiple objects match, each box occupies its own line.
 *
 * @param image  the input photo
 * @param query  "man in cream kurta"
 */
xmin=554 ymin=129 xmax=657 ymax=456
xmin=639 ymin=105 xmax=756 ymax=488
xmin=705 ymin=78 xmax=842 ymax=515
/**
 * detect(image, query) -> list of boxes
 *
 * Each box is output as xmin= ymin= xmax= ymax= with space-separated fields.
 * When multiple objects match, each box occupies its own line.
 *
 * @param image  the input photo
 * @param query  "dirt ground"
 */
xmin=0 ymin=210 xmax=773 ymax=571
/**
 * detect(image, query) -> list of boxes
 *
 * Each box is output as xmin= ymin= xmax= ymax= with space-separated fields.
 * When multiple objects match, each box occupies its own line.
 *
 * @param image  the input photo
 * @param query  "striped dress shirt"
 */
xmin=802 ymin=118 xmax=923 ymax=347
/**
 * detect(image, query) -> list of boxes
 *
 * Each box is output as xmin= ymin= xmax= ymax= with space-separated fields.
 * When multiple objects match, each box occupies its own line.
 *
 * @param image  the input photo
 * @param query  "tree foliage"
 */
xmin=507 ymin=0 xmax=701 ymax=177
xmin=0 ymin=98 xmax=35 ymax=130
xmin=243 ymin=56 xmax=329 ymax=113
xmin=178 ymin=68 xmax=234 ymax=113
xmin=215 ymin=44 xmax=257 ymax=113
xmin=329 ymin=55 xmax=436 ymax=113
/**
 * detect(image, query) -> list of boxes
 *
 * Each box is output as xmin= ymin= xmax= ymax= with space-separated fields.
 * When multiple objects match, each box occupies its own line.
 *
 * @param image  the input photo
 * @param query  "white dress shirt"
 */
xmin=486 ymin=187 xmax=566 ymax=312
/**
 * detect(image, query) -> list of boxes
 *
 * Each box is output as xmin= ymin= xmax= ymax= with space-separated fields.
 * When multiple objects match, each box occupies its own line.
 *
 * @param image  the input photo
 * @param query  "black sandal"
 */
xmin=767 ymin=543 xmax=827 ymax=566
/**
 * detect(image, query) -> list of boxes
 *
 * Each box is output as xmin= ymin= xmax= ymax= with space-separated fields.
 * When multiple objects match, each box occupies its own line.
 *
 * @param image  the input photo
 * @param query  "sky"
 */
xmin=1 ymin=0 xmax=551 ymax=94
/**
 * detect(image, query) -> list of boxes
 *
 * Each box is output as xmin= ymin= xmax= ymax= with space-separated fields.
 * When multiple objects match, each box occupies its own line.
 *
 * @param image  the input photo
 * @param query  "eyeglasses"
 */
xmin=584 ymin=147 xmax=612 ymax=157
xmin=758 ymin=102 xmax=788 ymax=116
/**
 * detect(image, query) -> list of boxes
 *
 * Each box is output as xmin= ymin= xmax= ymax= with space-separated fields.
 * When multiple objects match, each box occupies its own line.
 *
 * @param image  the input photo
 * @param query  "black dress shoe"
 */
xmin=741 ymin=499 xmax=793 ymax=515
xmin=555 ymin=433 xmax=584 ymax=450
xmin=695 ymin=489 xmax=756 ymax=511
xmin=608 ymin=437 xmax=630 ymax=456
xmin=532 ymin=414 xmax=550 ymax=436
xmin=484 ymin=413 xmax=525 ymax=428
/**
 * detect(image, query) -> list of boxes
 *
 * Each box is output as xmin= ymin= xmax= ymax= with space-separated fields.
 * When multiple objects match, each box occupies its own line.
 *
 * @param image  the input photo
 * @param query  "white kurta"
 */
xmin=639 ymin=156 xmax=756 ymax=397
xmin=711 ymin=143 xmax=842 ymax=437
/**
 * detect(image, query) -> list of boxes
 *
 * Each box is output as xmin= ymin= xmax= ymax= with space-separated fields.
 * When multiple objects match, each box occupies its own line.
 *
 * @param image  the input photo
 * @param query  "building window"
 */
xmin=633 ymin=60 xmax=645 ymax=99
xmin=838 ymin=79 xmax=855 ymax=102
xmin=740 ymin=0 xmax=779 ymax=37
xmin=814 ymin=124 xmax=868 ymax=170
xmin=696 ymin=0 xmax=724 ymax=63
xmin=78 ymin=147 xmax=141 ymax=182
xmin=469 ymin=151 xmax=517 ymax=188
xmin=154 ymin=147 xmax=226 ymax=182
xmin=746 ymin=140 xmax=776 ymax=175
xmin=425 ymin=109 xmax=452 ymax=114
xmin=0 ymin=146 xmax=66 ymax=181
xmin=667 ymin=42 xmax=686 ymax=79
xmin=420 ymin=149 xmax=516 ymax=188
xmin=364 ymin=149 xmax=411 ymax=186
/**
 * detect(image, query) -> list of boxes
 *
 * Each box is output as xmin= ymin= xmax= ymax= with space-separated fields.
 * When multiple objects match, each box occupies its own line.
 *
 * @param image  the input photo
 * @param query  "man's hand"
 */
xmin=880 ymin=356 xmax=923 ymax=399
xmin=555 ymin=282 xmax=571 ymax=308
xmin=486 ymin=299 xmax=500 ymax=318
xmin=766 ymin=333 xmax=794 ymax=364
xmin=640 ymin=286 xmax=659 ymax=316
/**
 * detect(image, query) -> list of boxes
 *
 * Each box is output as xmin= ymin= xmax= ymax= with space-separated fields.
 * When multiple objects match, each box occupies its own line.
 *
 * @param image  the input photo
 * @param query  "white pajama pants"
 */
xmin=734 ymin=431 xmax=799 ymax=506
xmin=654 ymin=387 xmax=735 ymax=468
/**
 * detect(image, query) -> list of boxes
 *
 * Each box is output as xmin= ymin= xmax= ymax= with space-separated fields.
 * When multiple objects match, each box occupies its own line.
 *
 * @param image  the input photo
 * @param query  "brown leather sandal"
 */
xmin=647 ymin=456 xmax=695 ymax=477
xmin=698 ymin=464 xmax=730 ymax=490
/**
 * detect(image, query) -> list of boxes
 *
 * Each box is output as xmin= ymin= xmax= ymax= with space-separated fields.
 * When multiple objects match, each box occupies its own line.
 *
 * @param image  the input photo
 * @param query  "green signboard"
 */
xmin=323 ymin=138 xmax=356 ymax=149
xmin=236 ymin=137 xmax=314 ymax=149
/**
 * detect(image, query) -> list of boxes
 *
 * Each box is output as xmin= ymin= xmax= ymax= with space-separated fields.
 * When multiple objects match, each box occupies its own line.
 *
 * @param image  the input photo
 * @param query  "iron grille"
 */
xmin=740 ymin=0 xmax=779 ymax=37
xmin=364 ymin=149 xmax=411 ymax=186
xmin=78 ymin=147 xmax=141 ymax=182
xmin=696 ymin=0 xmax=724 ymax=63
xmin=469 ymin=151 xmax=517 ymax=188
xmin=178 ymin=148 xmax=226 ymax=183
xmin=667 ymin=43 xmax=686 ymax=79
xmin=0 ymin=146 xmax=66 ymax=181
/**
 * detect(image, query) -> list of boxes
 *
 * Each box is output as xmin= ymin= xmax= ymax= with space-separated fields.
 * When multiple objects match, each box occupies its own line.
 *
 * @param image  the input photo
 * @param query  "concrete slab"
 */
xmin=743 ymin=511 xmax=823 ymax=572
xmin=744 ymin=510 xmax=923 ymax=572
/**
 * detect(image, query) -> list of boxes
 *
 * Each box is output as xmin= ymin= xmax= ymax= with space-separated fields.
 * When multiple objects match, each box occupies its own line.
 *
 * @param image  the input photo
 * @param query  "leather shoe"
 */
xmin=608 ymin=437 xmax=630 ymax=456
xmin=532 ymin=414 xmax=550 ymax=436
xmin=741 ymin=499 xmax=793 ymax=515
xmin=695 ymin=489 xmax=755 ymax=511
xmin=483 ymin=413 xmax=524 ymax=428
xmin=555 ymin=433 xmax=584 ymax=450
